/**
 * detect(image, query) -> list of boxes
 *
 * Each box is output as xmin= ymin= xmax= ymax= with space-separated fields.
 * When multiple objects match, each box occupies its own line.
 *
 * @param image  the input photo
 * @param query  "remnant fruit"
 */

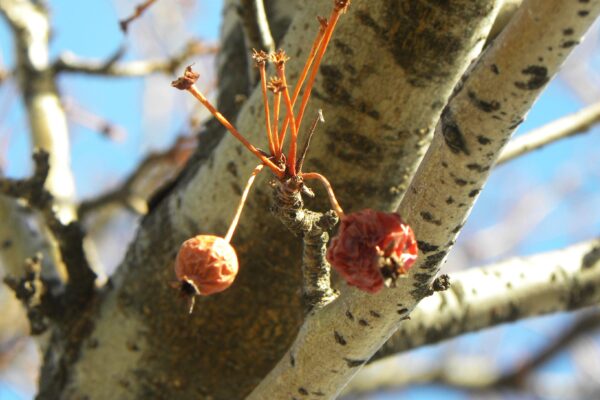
xmin=175 ymin=235 xmax=239 ymax=296
xmin=326 ymin=209 xmax=418 ymax=293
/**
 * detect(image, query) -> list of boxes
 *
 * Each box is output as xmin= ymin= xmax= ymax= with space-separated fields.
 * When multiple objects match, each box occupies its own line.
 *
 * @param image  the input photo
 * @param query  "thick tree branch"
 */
xmin=53 ymin=41 xmax=217 ymax=77
xmin=374 ymin=239 xmax=600 ymax=360
xmin=248 ymin=1 xmax=600 ymax=398
xmin=497 ymin=101 xmax=600 ymax=165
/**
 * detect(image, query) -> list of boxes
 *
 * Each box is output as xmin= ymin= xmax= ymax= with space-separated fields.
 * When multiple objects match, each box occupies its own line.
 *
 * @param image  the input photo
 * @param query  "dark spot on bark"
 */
xmin=477 ymin=135 xmax=491 ymax=145
xmin=508 ymin=117 xmax=525 ymax=130
xmin=490 ymin=64 xmax=499 ymax=74
xmin=446 ymin=196 xmax=455 ymax=205
xmin=334 ymin=330 xmax=347 ymax=345
xmin=420 ymin=211 xmax=442 ymax=226
xmin=325 ymin=126 xmax=382 ymax=169
xmin=514 ymin=65 xmax=549 ymax=90
xmin=579 ymin=0 xmax=590 ymax=3
xmin=561 ymin=40 xmax=579 ymax=48
xmin=563 ymin=28 xmax=574 ymax=35
xmin=467 ymin=91 xmax=501 ymax=112
xmin=506 ymin=282 xmax=513 ymax=289
xmin=469 ymin=189 xmax=480 ymax=198
xmin=1 ymin=239 xmax=12 ymax=249
xmin=458 ymin=203 xmax=466 ymax=207
xmin=226 ymin=161 xmax=238 ymax=177
xmin=344 ymin=358 xmax=366 ymax=368
xmin=550 ymin=273 xmax=557 ymax=282
xmin=369 ymin=310 xmax=381 ymax=318
xmin=418 ymin=241 xmax=440 ymax=253
xmin=568 ymin=281 xmax=596 ymax=309
xmin=582 ymin=245 xmax=600 ymax=269
xmin=345 ymin=310 xmax=354 ymax=321
xmin=423 ymin=251 xmax=447 ymax=270
xmin=441 ymin=161 xmax=448 ymax=168
xmin=578 ymin=10 xmax=590 ymax=17
xmin=397 ymin=307 xmax=408 ymax=315
xmin=290 ymin=354 xmax=295 ymax=367
xmin=452 ymin=224 xmax=463 ymax=234
xmin=490 ymin=301 xmax=521 ymax=324
xmin=333 ymin=39 xmax=354 ymax=56
xmin=298 ymin=387 xmax=309 ymax=396
xmin=312 ymin=391 xmax=325 ymax=397
xmin=230 ymin=182 xmax=242 ymax=197
xmin=442 ymin=107 xmax=470 ymax=155
xmin=454 ymin=178 xmax=468 ymax=186
xmin=358 ymin=319 xmax=369 ymax=327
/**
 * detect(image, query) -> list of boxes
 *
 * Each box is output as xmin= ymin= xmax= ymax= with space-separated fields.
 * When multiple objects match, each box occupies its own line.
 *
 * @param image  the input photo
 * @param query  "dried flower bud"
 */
xmin=175 ymin=235 xmax=239 ymax=297
xmin=326 ymin=209 xmax=417 ymax=293
xmin=171 ymin=66 xmax=200 ymax=90
xmin=270 ymin=49 xmax=290 ymax=68
xmin=317 ymin=16 xmax=328 ymax=32
xmin=252 ymin=49 xmax=269 ymax=67
xmin=267 ymin=76 xmax=286 ymax=93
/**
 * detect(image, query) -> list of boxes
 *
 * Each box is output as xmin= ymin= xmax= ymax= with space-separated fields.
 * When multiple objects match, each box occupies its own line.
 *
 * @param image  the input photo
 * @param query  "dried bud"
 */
xmin=334 ymin=0 xmax=351 ymax=13
xmin=267 ymin=76 xmax=286 ymax=93
xmin=270 ymin=49 xmax=290 ymax=68
xmin=326 ymin=209 xmax=417 ymax=293
xmin=171 ymin=66 xmax=200 ymax=90
xmin=317 ymin=16 xmax=328 ymax=32
xmin=252 ymin=49 xmax=269 ymax=67
xmin=175 ymin=235 xmax=239 ymax=298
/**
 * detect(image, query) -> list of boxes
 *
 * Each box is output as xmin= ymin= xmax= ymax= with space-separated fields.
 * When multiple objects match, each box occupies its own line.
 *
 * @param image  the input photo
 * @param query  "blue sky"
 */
xmin=1 ymin=1 xmax=599 ymax=399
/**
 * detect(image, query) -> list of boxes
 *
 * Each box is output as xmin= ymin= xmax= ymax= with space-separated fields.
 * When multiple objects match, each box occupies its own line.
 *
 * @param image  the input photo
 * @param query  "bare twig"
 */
xmin=498 ymin=101 xmax=600 ymax=164
xmin=78 ymin=136 xmax=196 ymax=218
xmin=54 ymin=41 xmax=217 ymax=77
xmin=119 ymin=0 xmax=159 ymax=32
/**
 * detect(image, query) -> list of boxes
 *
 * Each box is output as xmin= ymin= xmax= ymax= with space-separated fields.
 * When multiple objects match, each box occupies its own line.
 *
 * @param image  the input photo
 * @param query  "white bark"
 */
xmin=248 ymin=0 xmax=600 ymax=398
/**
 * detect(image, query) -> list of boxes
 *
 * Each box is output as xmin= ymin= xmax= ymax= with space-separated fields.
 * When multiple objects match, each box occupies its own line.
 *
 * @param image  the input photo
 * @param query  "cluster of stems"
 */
xmin=172 ymin=0 xmax=351 ymax=240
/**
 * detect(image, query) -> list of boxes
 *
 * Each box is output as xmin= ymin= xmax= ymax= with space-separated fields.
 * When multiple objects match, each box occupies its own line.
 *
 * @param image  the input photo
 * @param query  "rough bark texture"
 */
xmin=56 ymin=1 xmax=506 ymax=399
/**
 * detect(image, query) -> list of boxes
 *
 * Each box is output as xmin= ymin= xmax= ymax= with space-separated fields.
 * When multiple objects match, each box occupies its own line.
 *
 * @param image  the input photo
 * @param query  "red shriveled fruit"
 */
xmin=175 ymin=235 xmax=239 ymax=296
xmin=326 ymin=209 xmax=418 ymax=294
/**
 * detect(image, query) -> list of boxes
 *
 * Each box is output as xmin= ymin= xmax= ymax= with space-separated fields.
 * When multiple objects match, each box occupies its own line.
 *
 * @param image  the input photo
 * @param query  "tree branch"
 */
xmin=497 ymin=101 xmax=600 ymax=165
xmin=248 ymin=0 xmax=600 ymax=398
xmin=53 ymin=41 xmax=217 ymax=77
xmin=0 ymin=151 xmax=96 ymax=306
xmin=119 ymin=0 xmax=158 ymax=32
xmin=239 ymin=0 xmax=276 ymax=86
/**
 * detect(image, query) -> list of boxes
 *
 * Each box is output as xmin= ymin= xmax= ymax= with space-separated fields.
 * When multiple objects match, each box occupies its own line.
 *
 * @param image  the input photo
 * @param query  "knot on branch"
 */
xmin=3 ymin=254 xmax=60 ymax=335
xmin=430 ymin=274 xmax=451 ymax=294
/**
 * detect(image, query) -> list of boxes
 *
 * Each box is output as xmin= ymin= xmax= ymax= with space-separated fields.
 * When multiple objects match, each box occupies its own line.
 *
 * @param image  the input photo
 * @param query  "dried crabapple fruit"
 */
xmin=175 ymin=235 xmax=239 ymax=296
xmin=326 ymin=209 xmax=418 ymax=293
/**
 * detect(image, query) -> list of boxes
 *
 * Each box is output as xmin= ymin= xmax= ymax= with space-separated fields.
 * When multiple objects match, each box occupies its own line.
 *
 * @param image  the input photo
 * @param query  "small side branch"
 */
xmin=0 ymin=151 xmax=96 ymax=307
xmin=271 ymin=179 xmax=338 ymax=312
xmin=498 ymin=101 xmax=600 ymax=165
xmin=54 ymin=41 xmax=217 ymax=77
xmin=119 ymin=0 xmax=159 ymax=32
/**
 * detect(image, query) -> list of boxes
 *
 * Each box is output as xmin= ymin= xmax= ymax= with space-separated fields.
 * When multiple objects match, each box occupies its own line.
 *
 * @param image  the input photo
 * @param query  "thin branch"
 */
xmin=54 ymin=41 xmax=217 ymax=77
xmin=78 ymin=136 xmax=196 ymax=218
xmin=497 ymin=101 xmax=600 ymax=165
xmin=119 ymin=0 xmax=159 ymax=32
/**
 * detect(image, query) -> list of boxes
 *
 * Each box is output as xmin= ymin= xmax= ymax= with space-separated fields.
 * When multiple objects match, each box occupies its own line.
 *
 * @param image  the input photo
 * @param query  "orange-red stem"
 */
xmin=301 ymin=172 xmax=345 ymax=218
xmin=278 ymin=66 xmax=299 ymax=176
xmin=277 ymin=22 xmax=326 ymax=154
xmin=295 ymin=9 xmax=341 ymax=134
xmin=187 ymin=86 xmax=283 ymax=178
xmin=272 ymin=91 xmax=281 ymax=157
xmin=225 ymin=164 xmax=264 ymax=242
xmin=258 ymin=65 xmax=276 ymax=156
